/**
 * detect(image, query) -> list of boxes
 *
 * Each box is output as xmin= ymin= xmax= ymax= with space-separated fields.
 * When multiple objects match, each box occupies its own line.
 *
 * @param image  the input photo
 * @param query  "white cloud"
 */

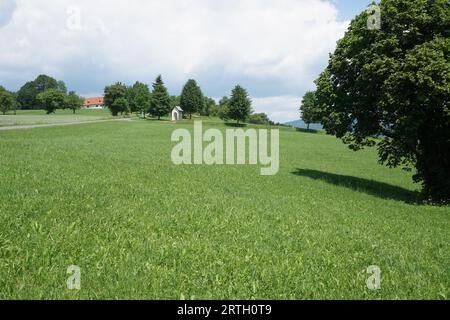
xmin=0 ymin=0 xmax=16 ymax=27
xmin=0 ymin=0 xmax=349 ymax=122
xmin=253 ymin=95 xmax=302 ymax=123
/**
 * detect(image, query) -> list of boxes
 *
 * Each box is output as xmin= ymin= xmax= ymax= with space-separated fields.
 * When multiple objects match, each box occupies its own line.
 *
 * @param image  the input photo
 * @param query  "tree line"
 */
xmin=0 ymin=74 xmax=83 ymax=115
xmin=104 ymin=75 xmax=273 ymax=125
xmin=1 ymin=74 xmax=274 ymax=125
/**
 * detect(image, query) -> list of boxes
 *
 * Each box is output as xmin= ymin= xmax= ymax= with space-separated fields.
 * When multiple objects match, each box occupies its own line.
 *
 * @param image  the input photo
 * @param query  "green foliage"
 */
xmin=216 ymin=96 xmax=230 ymax=119
xmin=104 ymin=82 xmax=128 ymax=116
xmin=180 ymin=79 xmax=205 ymax=118
xmin=301 ymin=91 xmax=322 ymax=130
xmin=64 ymin=91 xmax=84 ymax=114
xmin=201 ymin=97 xmax=217 ymax=116
xmin=0 ymin=86 xmax=15 ymax=115
xmin=149 ymin=75 xmax=171 ymax=120
xmin=315 ymin=0 xmax=450 ymax=203
xmin=34 ymin=75 xmax=58 ymax=94
xmin=128 ymin=82 xmax=151 ymax=116
xmin=249 ymin=113 xmax=271 ymax=125
xmin=113 ymin=97 xmax=130 ymax=115
xmin=228 ymin=85 xmax=252 ymax=123
xmin=57 ymin=80 xmax=68 ymax=95
xmin=219 ymin=96 xmax=229 ymax=108
xmin=217 ymin=105 xmax=230 ymax=121
xmin=208 ymin=106 xmax=220 ymax=117
xmin=36 ymin=88 xmax=65 ymax=114
xmin=16 ymin=81 xmax=37 ymax=110
xmin=16 ymin=75 xmax=59 ymax=110
xmin=169 ymin=95 xmax=181 ymax=109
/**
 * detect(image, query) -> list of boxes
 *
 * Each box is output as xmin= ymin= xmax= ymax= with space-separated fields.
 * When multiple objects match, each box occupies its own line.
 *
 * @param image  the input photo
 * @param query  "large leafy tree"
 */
xmin=300 ymin=91 xmax=322 ymax=131
xmin=228 ymin=85 xmax=252 ymax=124
xmin=219 ymin=96 xmax=229 ymax=108
xmin=16 ymin=81 xmax=37 ymax=110
xmin=65 ymin=91 xmax=84 ymax=114
xmin=149 ymin=75 xmax=171 ymax=120
xmin=249 ymin=113 xmax=271 ymax=125
xmin=34 ymin=75 xmax=58 ymax=94
xmin=36 ymin=88 xmax=65 ymax=114
xmin=202 ymin=97 xmax=217 ymax=116
xmin=180 ymin=79 xmax=204 ymax=119
xmin=315 ymin=0 xmax=450 ymax=203
xmin=104 ymin=82 xmax=128 ymax=116
xmin=16 ymin=75 xmax=59 ymax=109
xmin=128 ymin=81 xmax=151 ymax=117
xmin=0 ymin=86 xmax=15 ymax=115
xmin=112 ymin=97 xmax=130 ymax=116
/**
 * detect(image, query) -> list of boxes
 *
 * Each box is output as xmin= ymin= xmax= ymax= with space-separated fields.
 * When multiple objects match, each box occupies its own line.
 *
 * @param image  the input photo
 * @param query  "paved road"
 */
xmin=0 ymin=118 xmax=133 ymax=131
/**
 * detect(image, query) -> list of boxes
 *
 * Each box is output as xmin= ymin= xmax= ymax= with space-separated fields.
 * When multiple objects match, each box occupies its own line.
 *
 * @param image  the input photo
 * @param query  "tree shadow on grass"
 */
xmin=224 ymin=122 xmax=247 ymax=128
xmin=296 ymin=128 xmax=320 ymax=134
xmin=292 ymin=168 xmax=421 ymax=204
xmin=144 ymin=118 xmax=171 ymax=122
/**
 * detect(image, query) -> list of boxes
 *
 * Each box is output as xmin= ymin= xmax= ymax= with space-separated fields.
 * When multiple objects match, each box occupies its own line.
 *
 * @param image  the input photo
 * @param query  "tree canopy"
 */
xmin=314 ymin=0 xmax=450 ymax=203
xmin=180 ymin=79 xmax=204 ymax=119
xmin=0 ymin=86 xmax=15 ymax=115
xmin=57 ymin=80 xmax=68 ymax=95
xmin=104 ymin=82 xmax=128 ymax=116
xmin=249 ymin=113 xmax=271 ymax=125
xmin=300 ymin=91 xmax=322 ymax=131
xmin=228 ymin=85 xmax=252 ymax=124
xmin=36 ymin=88 xmax=65 ymax=114
xmin=65 ymin=91 xmax=84 ymax=114
xmin=128 ymin=81 xmax=151 ymax=117
xmin=149 ymin=75 xmax=171 ymax=120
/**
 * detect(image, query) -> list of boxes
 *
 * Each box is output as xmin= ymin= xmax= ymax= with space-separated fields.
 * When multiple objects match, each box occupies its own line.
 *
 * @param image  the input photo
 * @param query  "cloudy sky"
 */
xmin=0 ymin=0 xmax=373 ymax=122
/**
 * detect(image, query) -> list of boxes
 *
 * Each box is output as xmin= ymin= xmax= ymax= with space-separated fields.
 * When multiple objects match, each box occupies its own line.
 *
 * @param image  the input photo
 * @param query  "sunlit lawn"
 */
xmin=0 ymin=119 xmax=448 ymax=299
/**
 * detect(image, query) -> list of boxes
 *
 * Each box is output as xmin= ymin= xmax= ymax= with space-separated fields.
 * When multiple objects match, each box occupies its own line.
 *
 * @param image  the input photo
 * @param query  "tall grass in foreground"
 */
xmin=0 ymin=119 xmax=448 ymax=299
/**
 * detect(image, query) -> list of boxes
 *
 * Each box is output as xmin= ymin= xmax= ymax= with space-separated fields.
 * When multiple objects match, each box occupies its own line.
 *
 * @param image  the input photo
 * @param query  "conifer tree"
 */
xmin=149 ymin=75 xmax=171 ymax=120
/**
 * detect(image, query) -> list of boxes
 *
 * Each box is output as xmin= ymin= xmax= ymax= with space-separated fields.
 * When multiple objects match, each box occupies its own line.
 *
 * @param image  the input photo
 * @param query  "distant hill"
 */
xmin=284 ymin=120 xmax=323 ymax=130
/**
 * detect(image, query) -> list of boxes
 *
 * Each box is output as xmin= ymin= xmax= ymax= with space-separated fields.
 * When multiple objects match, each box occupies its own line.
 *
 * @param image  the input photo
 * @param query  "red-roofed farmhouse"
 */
xmin=82 ymin=97 xmax=105 ymax=109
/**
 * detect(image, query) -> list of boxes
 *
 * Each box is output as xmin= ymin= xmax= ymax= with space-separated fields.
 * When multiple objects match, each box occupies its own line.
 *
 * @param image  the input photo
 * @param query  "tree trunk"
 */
xmin=307 ymin=123 xmax=310 ymax=131
xmin=73 ymin=109 xmax=76 ymax=114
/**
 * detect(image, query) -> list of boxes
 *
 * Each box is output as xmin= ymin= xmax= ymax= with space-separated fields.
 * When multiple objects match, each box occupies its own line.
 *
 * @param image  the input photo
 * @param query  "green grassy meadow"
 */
xmin=0 ymin=109 xmax=112 ymax=127
xmin=0 ymin=115 xmax=448 ymax=299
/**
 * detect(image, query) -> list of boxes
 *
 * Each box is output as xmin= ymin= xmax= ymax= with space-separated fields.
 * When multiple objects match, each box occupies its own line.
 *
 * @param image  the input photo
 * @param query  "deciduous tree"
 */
xmin=65 ymin=91 xmax=84 ymax=114
xmin=128 ymin=82 xmax=151 ymax=117
xmin=180 ymin=79 xmax=204 ymax=119
xmin=16 ymin=75 xmax=59 ymax=110
xmin=300 ymin=91 xmax=321 ymax=131
xmin=104 ymin=82 xmax=128 ymax=116
xmin=37 ymin=88 xmax=65 ymax=114
xmin=0 ymin=86 xmax=15 ymax=115
xmin=315 ymin=0 xmax=450 ymax=203
xmin=57 ymin=80 xmax=68 ymax=95
xmin=249 ymin=113 xmax=271 ymax=125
